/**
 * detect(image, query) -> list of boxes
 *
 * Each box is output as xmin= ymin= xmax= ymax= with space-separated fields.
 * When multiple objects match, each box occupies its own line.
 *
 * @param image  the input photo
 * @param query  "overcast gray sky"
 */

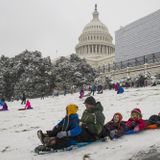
xmin=0 ymin=0 xmax=160 ymax=59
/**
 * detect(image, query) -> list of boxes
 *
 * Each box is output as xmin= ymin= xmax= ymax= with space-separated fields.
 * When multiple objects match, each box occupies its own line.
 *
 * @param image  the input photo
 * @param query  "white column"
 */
xmin=104 ymin=46 xmax=106 ymax=54
xmin=92 ymin=45 xmax=94 ymax=54
xmin=95 ymin=45 xmax=97 ymax=54
xmin=97 ymin=45 xmax=99 ymax=54
xmin=101 ymin=45 xmax=103 ymax=54
xmin=102 ymin=45 xmax=104 ymax=54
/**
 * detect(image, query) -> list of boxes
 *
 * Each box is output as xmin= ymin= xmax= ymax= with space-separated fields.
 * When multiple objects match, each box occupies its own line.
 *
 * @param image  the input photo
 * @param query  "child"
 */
xmin=0 ymin=98 xmax=8 ymax=111
xmin=117 ymin=86 xmax=124 ymax=94
xmin=101 ymin=113 xmax=125 ymax=140
xmin=79 ymin=85 xmax=84 ymax=99
xmin=145 ymin=112 xmax=160 ymax=129
xmin=18 ymin=100 xmax=32 ymax=110
xmin=37 ymin=104 xmax=81 ymax=151
xmin=125 ymin=108 xmax=145 ymax=134
xmin=25 ymin=100 xmax=32 ymax=109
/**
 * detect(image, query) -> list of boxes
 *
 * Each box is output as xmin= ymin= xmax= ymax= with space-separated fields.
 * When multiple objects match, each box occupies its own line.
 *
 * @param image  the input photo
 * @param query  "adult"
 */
xmin=76 ymin=96 xmax=105 ymax=142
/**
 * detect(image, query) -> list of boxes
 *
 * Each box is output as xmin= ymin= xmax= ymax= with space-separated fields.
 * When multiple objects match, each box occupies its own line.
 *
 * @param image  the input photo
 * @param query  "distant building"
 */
xmin=75 ymin=4 xmax=115 ymax=68
xmin=115 ymin=9 xmax=160 ymax=62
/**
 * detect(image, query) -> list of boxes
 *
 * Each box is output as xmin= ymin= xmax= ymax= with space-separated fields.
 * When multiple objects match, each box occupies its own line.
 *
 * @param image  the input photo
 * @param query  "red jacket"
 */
xmin=125 ymin=118 xmax=145 ymax=131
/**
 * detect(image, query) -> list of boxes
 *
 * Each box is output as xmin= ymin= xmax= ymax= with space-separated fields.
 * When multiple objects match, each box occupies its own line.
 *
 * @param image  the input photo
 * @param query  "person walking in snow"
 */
xmin=90 ymin=83 xmax=96 ymax=96
xmin=37 ymin=104 xmax=81 ymax=150
xmin=79 ymin=85 xmax=84 ymax=99
xmin=101 ymin=113 xmax=125 ymax=140
xmin=76 ymin=96 xmax=105 ymax=142
xmin=21 ymin=93 xmax=26 ymax=104
xmin=124 ymin=108 xmax=145 ymax=134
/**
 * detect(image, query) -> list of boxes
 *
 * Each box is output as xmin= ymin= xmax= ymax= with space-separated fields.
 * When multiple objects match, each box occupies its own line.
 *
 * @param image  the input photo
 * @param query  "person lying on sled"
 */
xmin=18 ymin=100 xmax=32 ymax=110
xmin=75 ymin=96 xmax=105 ymax=142
xmin=37 ymin=104 xmax=81 ymax=150
xmin=145 ymin=112 xmax=160 ymax=129
xmin=101 ymin=112 xmax=125 ymax=140
xmin=125 ymin=108 xmax=145 ymax=134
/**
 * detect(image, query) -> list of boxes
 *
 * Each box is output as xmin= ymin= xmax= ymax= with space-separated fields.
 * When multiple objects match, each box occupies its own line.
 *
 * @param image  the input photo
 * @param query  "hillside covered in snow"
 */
xmin=0 ymin=86 xmax=160 ymax=160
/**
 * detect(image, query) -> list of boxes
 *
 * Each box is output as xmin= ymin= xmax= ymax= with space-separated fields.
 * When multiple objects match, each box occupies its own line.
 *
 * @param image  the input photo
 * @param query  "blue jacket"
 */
xmin=0 ymin=99 xmax=4 ymax=106
xmin=57 ymin=113 xmax=81 ymax=137
xmin=117 ymin=87 xmax=124 ymax=94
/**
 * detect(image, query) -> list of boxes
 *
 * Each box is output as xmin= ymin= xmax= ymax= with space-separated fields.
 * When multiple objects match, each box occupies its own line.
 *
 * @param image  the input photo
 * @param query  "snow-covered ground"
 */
xmin=0 ymin=86 xmax=160 ymax=160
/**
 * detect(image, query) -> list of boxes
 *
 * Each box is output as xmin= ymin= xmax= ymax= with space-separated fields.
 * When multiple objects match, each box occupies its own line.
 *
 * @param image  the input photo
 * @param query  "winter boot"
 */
xmin=37 ymin=130 xmax=45 ymax=145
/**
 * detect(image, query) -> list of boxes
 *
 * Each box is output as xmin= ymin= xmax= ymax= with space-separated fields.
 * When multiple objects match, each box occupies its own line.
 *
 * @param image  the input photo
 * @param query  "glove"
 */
xmin=134 ymin=126 xmax=140 ymax=132
xmin=81 ymin=123 xmax=88 ymax=129
xmin=131 ymin=121 xmax=136 ymax=128
xmin=56 ymin=131 xmax=71 ymax=139
xmin=109 ymin=129 xmax=117 ymax=139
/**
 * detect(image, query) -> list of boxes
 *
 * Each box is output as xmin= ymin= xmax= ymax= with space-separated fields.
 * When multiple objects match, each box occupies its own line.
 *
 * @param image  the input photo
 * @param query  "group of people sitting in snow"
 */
xmin=79 ymin=83 xmax=104 ymax=99
xmin=37 ymin=96 xmax=160 ymax=151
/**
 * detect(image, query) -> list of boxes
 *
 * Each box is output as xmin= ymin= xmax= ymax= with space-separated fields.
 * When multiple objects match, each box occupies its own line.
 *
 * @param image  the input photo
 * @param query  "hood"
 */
xmin=94 ymin=102 xmax=104 ymax=112
xmin=69 ymin=113 xmax=79 ymax=119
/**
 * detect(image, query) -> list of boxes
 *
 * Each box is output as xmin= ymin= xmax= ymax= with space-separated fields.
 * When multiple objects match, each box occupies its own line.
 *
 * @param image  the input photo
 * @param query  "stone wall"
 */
xmin=105 ymin=62 xmax=160 ymax=81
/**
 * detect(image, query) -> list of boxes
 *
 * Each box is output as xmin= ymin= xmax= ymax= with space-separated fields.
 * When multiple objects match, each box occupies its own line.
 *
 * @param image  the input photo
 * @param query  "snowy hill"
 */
xmin=0 ymin=86 xmax=160 ymax=160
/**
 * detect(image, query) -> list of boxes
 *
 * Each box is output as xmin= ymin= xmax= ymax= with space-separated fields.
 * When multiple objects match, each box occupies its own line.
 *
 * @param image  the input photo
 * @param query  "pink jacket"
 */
xmin=114 ymin=83 xmax=119 ymax=91
xmin=125 ymin=118 xmax=145 ymax=131
xmin=25 ymin=101 xmax=32 ymax=109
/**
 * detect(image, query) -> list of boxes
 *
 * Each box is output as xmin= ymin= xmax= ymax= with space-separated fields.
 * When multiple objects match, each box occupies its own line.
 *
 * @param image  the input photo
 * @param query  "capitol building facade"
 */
xmin=75 ymin=5 xmax=115 ymax=68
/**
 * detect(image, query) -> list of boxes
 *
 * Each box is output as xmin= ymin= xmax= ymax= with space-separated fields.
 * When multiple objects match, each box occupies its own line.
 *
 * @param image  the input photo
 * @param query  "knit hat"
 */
xmin=113 ymin=112 xmax=123 ymax=122
xmin=84 ymin=96 xmax=96 ymax=105
xmin=131 ymin=108 xmax=142 ymax=117
xmin=66 ymin=104 xmax=78 ymax=116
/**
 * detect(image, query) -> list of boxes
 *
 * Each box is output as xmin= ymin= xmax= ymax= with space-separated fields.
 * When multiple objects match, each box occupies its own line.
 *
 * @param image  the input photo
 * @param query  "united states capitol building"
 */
xmin=75 ymin=5 xmax=115 ymax=68
xmin=74 ymin=5 xmax=160 ymax=80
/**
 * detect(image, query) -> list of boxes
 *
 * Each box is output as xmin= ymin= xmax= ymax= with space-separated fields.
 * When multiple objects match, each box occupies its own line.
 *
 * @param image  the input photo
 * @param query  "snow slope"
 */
xmin=0 ymin=86 xmax=160 ymax=160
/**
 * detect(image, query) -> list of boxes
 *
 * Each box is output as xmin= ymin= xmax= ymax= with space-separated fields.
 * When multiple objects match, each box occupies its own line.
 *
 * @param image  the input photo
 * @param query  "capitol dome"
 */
xmin=75 ymin=4 xmax=115 ymax=68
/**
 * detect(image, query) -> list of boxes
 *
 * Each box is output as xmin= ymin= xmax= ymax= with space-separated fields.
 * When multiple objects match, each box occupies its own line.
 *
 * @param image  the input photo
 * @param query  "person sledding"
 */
xmin=79 ymin=85 xmax=84 ymax=99
xmin=0 ymin=98 xmax=8 ymax=111
xmin=124 ymin=108 xmax=145 ymax=134
xmin=97 ymin=85 xmax=103 ymax=94
xmin=145 ymin=112 xmax=160 ymax=129
xmin=117 ymin=86 xmax=124 ymax=94
xmin=100 ymin=113 xmax=125 ymax=140
xmin=75 ymin=96 xmax=105 ymax=142
xmin=36 ymin=104 xmax=81 ymax=151
xmin=18 ymin=100 xmax=32 ymax=110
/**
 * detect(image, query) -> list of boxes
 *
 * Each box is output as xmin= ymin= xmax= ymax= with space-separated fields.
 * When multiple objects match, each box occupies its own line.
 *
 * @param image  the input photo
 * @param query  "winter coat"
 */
xmin=114 ymin=83 xmax=119 ymax=91
xmin=46 ymin=114 xmax=81 ymax=149
xmin=146 ymin=115 xmax=160 ymax=127
xmin=117 ymin=87 xmax=124 ymax=94
xmin=22 ymin=93 xmax=26 ymax=100
xmin=91 ymin=84 xmax=96 ymax=91
xmin=25 ymin=101 xmax=32 ymax=109
xmin=57 ymin=113 xmax=81 ymax=137
xmin=3 ymin=103 xmax=8 ymax=110
xmin=0 ymin=99 xmax=4 ymax=106
xmin=80 ymin=102 xmax=105 ymax=136
xmin=125 ymin=118 xmax=145 ymax=131
xmin=101 ymin=120 xmax=125 ymax=138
